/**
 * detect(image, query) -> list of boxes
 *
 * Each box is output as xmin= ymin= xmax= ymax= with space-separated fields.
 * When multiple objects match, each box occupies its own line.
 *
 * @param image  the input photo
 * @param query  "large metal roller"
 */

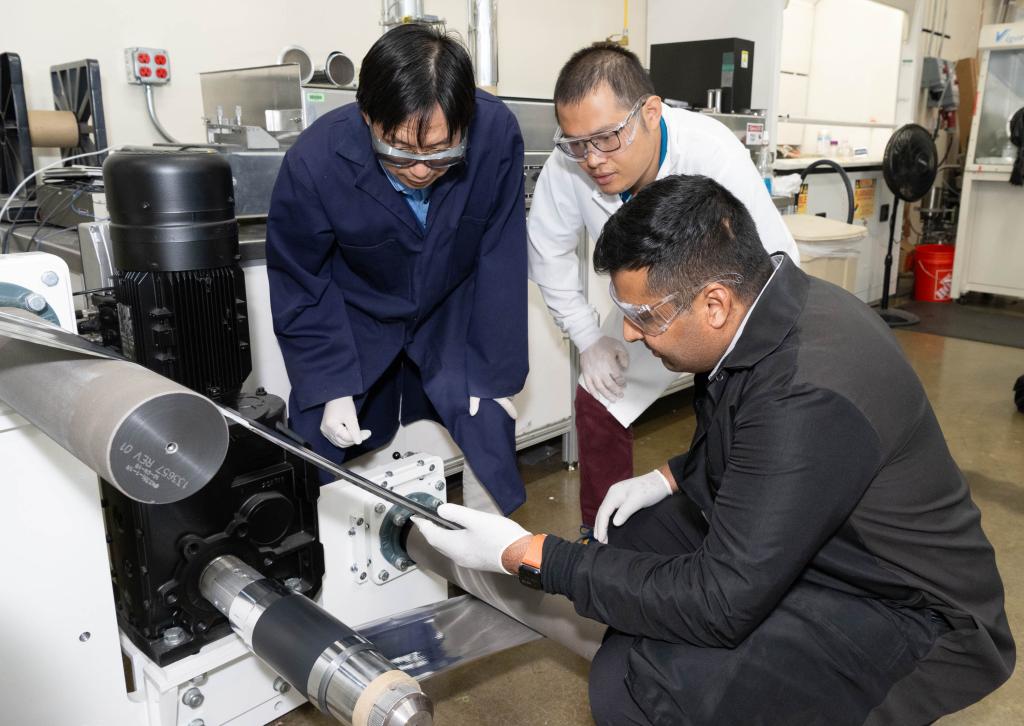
xmin=405 ymin=527 xmax=606 ymax=661
xmin=0 ymin=311 xmax=228 ymax=504
xmin=201 ymin=555 xmax=434 ymax=726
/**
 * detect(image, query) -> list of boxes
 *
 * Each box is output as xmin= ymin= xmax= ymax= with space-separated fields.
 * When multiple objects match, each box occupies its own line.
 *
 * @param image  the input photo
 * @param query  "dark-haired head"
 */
xmin=594 ymin=175 xmax=774 ymax=373
xmin=551 ymin=43 xmax=662 ymax=197
xmin=357 ymin=24 xmax=476 ymax=146
xmin=594 ymin=174 xmax=772 ymax=306
xmin=554 ymin=42 xmax=654 ymax=113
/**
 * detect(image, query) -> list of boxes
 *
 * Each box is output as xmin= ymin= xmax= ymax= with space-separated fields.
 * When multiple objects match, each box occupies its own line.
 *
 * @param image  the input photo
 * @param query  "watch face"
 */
xmin=518 ymin=564 xmax=543 ymax=590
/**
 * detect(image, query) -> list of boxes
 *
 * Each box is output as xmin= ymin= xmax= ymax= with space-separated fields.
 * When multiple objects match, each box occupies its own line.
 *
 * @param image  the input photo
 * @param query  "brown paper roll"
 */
xmin=28 ymin=110 xmax=79 ymax=148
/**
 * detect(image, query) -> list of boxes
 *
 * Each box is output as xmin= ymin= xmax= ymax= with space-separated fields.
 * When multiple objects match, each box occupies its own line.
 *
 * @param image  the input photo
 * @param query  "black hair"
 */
xmin=356 ymin=24 xmax=476 ymax=146
xmin=553 ymin=42 xmax=655 ymax=111
xmin=593 ymin=174 xmax=773 ymax=306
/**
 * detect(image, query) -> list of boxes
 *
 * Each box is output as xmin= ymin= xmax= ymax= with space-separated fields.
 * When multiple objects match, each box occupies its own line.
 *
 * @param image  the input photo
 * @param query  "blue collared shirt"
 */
xmin=382 ymin=164 xmax=432 ymax=229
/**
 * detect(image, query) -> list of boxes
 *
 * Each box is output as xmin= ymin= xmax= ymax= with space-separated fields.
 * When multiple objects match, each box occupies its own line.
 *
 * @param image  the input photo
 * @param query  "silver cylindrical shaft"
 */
xmin=468 ymin=0 xmax=498 ymax=88
xmin=406 ymin=527 xmax=606 ymax=661
xmin=0 ymin=310 xmax=228 ymax=503
xmin=200 ymin=555 xmax=433 ymax=726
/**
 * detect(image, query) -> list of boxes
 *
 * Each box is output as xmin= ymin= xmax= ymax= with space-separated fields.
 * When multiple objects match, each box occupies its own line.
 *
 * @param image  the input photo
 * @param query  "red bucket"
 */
xmin=913 ymin=244 xmax=955 ymax=302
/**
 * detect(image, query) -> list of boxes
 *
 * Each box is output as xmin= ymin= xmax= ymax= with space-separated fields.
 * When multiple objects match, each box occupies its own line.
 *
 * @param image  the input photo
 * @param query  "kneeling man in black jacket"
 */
xmin=414 ymin=174 xmax=1014 ymax=726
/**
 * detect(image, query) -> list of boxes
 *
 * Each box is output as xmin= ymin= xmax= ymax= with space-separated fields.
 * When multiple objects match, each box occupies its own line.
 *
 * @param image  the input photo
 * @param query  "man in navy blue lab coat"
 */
xmin=267 ymin=24 xmax=527 ymax=513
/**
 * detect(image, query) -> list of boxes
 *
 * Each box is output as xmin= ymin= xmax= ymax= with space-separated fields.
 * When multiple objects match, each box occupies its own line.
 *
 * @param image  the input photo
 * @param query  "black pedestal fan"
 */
xmin=879 ymin=123 xmax=938 ymax=327
xmin=0 ymin=52 xmax=34 ymax=195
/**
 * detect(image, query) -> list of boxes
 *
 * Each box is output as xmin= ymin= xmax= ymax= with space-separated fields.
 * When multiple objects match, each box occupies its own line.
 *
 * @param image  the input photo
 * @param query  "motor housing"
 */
xmin=104 ymin=149 xmax=251 ymax=403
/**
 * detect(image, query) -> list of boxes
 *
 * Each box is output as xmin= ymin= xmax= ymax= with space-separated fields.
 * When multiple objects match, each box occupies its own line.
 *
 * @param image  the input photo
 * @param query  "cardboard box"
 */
xmin=956 ymin=57 xmax=979 ymax=155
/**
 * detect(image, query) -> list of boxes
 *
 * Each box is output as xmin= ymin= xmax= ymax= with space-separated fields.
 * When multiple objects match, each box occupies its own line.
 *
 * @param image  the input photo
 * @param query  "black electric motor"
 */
xmin=104 ymin=149 xmax=251 ymax=403
xmin=100 ymin=149 xmax=323 ymax=665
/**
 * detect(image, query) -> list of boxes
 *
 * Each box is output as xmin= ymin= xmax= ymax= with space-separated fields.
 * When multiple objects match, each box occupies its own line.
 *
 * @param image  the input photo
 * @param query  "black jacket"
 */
xmin=542 ymin=256 xmax=1014 ymax=722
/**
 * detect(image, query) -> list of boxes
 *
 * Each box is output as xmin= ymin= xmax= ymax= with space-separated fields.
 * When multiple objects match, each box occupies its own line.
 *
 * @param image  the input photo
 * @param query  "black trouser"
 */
xmin=588 ymin=494 xmax=949 ymax=726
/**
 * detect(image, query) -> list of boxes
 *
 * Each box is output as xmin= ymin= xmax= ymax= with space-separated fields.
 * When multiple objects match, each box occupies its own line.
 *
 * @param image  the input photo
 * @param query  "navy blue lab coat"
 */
xmin=266 ymin=90 xmax=528 ymax=513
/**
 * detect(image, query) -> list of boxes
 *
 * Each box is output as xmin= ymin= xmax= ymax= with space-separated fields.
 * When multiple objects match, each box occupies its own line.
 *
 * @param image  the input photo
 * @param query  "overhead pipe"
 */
xmin=468 ymin=0 xmax=499 ymax=91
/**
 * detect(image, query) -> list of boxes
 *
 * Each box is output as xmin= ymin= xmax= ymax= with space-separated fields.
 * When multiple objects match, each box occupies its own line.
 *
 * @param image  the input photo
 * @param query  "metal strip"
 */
xmin=217 ymin=408 xmax=456 ymax=529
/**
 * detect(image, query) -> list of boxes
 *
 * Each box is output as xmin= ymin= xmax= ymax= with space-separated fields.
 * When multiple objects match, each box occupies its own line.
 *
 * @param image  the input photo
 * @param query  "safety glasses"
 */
xmin=553 ymin=95 xmax=650 ymax=161
xmin=608 ymin=274 xmax=744 ymax=336
xmin=371 ymin=135 xmax=467 ymax=169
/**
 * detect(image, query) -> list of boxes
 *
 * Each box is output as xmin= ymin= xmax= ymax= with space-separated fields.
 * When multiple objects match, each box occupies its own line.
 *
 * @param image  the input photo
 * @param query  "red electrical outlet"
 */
xmin=125 ymin=47 xmax=170 ymax=85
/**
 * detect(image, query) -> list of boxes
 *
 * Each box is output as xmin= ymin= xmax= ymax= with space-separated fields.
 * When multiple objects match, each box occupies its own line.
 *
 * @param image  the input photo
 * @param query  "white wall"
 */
xmin=645 ymin=0 xmax=786 ymax=141
xmin=776 ymin=0 xmax=906 ymax=156
xmin=777 ymin=0 xmax=815 ymax=146
xmin=805 ymin=0 xmax=905 ymax=155
xmin=923 ymin=0 xmax=985 ymax=61
xmin=2 ymin=0 xmax=646 ymax=169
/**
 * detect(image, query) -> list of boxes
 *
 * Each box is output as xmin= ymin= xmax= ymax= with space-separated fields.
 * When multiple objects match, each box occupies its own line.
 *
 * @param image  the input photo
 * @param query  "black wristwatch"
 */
xmin=517 ymin=534 xmax=546 ymax=590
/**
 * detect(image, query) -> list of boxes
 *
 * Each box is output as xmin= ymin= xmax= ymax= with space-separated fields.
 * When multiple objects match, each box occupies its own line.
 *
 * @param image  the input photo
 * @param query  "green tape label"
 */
xmin=307 ymin=92 xmax=326 ymax=102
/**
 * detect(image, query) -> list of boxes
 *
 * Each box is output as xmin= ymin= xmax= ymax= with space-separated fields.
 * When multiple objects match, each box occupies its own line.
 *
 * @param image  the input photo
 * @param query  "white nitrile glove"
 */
xmin=594 ymin=469 xmax=674 ymax=544
xmin=320 ymin=396 xmax=371 ymax=449
xmin=411 ymin=502 xmax=530 ymax=574
xmin=469 ymin=396 xmax=518 ymax=420
xmin=580 ymin=336 xmax=630 ymax=402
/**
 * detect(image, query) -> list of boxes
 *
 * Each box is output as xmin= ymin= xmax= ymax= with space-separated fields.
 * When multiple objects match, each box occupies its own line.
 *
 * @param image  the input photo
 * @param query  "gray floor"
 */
xmin=277 ymin=329 xmax=1024 ymax=725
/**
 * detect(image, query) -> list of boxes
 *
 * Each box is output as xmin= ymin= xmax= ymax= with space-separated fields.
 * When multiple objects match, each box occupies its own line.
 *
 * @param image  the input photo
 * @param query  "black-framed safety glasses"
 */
xmin=553 ymin=95 xmax=651 ymax=161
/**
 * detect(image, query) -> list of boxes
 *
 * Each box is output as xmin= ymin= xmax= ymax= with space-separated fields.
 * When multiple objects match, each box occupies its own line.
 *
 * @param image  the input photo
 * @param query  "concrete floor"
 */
xmin=277 ymin=329 xmax=1024 ymax=726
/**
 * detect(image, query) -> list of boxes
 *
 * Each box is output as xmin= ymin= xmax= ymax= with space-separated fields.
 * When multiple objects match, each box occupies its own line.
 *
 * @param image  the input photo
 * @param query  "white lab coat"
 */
xmin=527 ymin=103 xmax=799 ymax=427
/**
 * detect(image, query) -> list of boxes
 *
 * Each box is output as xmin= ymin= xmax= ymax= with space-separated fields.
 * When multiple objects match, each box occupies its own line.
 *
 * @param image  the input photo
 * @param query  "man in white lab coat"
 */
xmin=528 ymin=43 xmax=798 ymax=535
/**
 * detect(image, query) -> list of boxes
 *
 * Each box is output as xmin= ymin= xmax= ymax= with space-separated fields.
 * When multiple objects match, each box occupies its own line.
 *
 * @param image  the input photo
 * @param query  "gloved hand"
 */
xmin=469 ymin=396 xmax=518 ymax=420
xmin=320 ymin=396 xmax=371 ymax=449
xmin=580 ymin=336 xmax=630 ymax=402
xmin=594 ymin=469 xmax=674 ymax=544
xmin=412 ymin=503 xmax=531 ymax=574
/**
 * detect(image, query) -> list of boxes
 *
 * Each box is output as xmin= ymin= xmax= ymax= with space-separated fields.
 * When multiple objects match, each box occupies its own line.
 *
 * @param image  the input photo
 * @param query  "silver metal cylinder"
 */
xmin=200 ymin=555 xmax=433 ymax=726
xmin=325 ymin=52 xmax=356 ymax=87
xmin=0 ymin=312 xmax=228 ymax=503
xmin=382 ymin=0 xmax=425 ymax=26
xmin=279 ymin=45 xmax=314 ymax=84
xmin=468 ymin=0 xmax=499 ymax=89
xmin=707 ymin=88 xmax=722 ymax=113
xmin=406 ymin=528 xmax=606 ymax=661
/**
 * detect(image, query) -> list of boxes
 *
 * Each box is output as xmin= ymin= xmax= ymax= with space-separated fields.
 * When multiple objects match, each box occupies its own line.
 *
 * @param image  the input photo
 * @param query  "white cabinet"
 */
xmin=242 ymin=257 xmax=573 ymax=476
xmin=952 ymin=23 xmax=1024 ymax=300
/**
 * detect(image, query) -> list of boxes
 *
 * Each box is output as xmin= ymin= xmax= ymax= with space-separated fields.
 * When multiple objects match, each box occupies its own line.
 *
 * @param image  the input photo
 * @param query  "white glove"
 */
xmin=594 ymin=469 xmax=674 ymax=544
xmin=469 ymin=396 xmax=518 ymax=420
xmin=320 ymin=396 xmax=371 ymax=448
xmin=580 ymin=336 xmax=630 ymax=402
xmin=411 ymin=502 xmax=530 ymax=574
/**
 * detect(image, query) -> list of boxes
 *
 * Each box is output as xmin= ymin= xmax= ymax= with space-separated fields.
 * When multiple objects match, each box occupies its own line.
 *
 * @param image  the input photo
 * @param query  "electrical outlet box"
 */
xmin=125 ymin=47 xmax=170 ymax=85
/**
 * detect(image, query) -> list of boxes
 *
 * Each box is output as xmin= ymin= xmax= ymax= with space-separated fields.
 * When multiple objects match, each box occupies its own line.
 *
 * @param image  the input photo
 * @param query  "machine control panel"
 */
xmin=125 ymin=47 xmax=171 ymax=84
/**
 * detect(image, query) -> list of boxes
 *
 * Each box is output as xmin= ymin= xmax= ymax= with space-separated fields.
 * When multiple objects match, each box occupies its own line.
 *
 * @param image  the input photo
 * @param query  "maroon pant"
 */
xmin=575 ymin=385 xmax=634 ymax=527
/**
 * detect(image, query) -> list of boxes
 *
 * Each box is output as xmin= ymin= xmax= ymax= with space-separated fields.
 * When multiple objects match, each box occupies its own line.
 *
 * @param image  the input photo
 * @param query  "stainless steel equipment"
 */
xmin=201 ymin=554 xmax=434 ymax=726
xmin=502 ymin=97 xmax=557 ymax=205
xmin=664 ymin=100 xmax=768 ymax=164
xmin=198 ymin=65 xmax=356 ymax=217
xmin=469 ymin=0 xmax=499 ymax=88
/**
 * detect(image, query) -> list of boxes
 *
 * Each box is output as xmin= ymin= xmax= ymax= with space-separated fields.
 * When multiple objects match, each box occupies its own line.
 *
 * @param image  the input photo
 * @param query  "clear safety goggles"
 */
xmin=371 ymin=134 xmax=467 ymax=169
xmin=553 ymin=95 xmax=649 ymax=161
xmin=608 ymin=274 xmax=744 ymax=336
